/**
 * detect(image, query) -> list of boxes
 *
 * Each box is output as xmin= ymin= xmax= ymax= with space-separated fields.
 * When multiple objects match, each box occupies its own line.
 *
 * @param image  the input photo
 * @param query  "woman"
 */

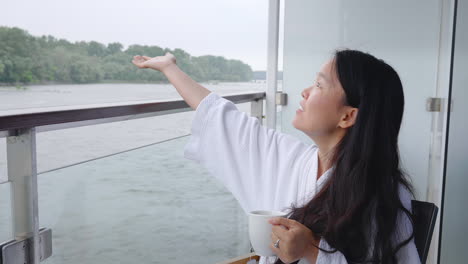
xmin=132 ymin=50 xmax=419 ymax=264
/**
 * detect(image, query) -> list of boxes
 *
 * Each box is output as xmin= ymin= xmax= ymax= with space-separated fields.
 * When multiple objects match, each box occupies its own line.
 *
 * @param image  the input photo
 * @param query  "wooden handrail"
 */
xmin=215 ymin=253 xmax=260 ymax=264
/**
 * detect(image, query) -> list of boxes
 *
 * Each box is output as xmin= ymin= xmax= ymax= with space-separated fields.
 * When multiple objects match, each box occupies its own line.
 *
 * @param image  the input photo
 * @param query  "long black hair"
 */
xmin=275 ymin=50 xmax=414 ymax=264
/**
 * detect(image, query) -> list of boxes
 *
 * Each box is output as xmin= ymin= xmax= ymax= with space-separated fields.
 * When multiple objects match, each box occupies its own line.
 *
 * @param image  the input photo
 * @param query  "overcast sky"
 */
xmin=0 ymin=0 xmax=284 ymax=71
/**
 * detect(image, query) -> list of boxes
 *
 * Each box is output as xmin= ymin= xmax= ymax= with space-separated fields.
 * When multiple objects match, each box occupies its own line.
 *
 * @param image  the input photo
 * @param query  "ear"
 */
xmin=338 ymin=107 xmax=358 ymax=129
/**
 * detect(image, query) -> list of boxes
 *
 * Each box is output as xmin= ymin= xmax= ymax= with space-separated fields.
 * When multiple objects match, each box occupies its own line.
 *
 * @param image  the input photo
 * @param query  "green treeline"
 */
xmin=0 ymin=27 xmax=253 ymax=84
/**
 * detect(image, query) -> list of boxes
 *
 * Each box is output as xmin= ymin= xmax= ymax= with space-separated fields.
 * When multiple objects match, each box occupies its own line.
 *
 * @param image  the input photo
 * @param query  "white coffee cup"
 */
xmin=248 ymin=210 xmax=288 ymax=256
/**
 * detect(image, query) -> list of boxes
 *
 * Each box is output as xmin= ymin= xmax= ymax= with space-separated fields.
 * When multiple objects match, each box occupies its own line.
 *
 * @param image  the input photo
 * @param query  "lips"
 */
xmin=298 ymin=101 xmax=305 ymax=112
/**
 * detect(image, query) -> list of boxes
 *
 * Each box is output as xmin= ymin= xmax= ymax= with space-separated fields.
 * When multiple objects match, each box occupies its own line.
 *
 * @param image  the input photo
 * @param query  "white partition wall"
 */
xmin=281 ymin=1 xmax=454 ymax=262
xmin=282 ymin=0 xmax=450 ymax=200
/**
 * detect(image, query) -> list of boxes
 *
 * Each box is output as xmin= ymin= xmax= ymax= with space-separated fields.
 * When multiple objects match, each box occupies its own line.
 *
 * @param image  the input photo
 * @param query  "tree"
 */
xmin=87 ymin=41 xmax=107 ymax=57
xmin=0 ymin=26 xmax=253 ymax=84
xmin=107 ymin=42 xmax=123 ymax=54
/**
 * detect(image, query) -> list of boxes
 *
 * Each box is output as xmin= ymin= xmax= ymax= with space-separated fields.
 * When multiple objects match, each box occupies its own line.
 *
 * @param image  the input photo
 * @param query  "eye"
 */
xmin=315 ymin=81 xmax=321 ymax=88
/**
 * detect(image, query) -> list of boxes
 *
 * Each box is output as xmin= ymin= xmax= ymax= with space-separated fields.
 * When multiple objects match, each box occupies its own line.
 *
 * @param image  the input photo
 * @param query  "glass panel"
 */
xmin=35 ymin=100 xmax=256 ymax=175
xmin=0 ymin=138 xmax=7 ymax=183
xmin=439 ymin=0 xmax=468 ymax=262
xmin=0 ymin=138 xmax=12 ymax=243
xmin=36 ymin=112 xmax=196 ymax=174
xmin=39 ymin=135 xmax=249 ymax=263
xmin=35 ymin=102 xmax=257 ymax=263
xmin=0 ymin=182 xmax=12 ymax=243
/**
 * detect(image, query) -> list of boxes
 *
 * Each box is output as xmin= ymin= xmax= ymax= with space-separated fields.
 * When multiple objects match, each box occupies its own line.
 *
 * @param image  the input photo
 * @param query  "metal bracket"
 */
xmin=426 ymin=97 xmax=443 ymax=112
xmin=276 ymin=92 xmax=288 ymax=106
xmin=0 ymin=228 xmax=52 ymax=264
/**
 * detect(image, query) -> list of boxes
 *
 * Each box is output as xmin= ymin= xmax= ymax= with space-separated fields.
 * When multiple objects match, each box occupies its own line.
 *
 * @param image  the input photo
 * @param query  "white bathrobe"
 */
xmin=184 ymin=92 xmax=420 ymax=264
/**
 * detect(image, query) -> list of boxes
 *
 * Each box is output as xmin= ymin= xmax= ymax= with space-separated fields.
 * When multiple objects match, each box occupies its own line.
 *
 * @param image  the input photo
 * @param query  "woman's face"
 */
xmin=292 ymin=59 xmax=349 ymax=138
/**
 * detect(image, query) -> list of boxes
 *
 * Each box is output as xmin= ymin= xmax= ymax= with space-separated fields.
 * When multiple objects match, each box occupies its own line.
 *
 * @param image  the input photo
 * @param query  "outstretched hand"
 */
xmin=132 ymin=52 xmax=177 ymax=72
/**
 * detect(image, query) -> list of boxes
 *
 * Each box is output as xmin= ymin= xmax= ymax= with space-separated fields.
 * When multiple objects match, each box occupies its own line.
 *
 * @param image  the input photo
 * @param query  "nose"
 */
xmin=301 ymin=88 xmax=308 ymax=99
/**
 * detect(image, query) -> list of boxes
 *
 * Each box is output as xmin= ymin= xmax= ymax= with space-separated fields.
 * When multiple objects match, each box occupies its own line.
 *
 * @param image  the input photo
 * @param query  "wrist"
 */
xmin=304 ymin=238 xmax=320 ymax=264
xmin=161 ymin=62 xmax=178 ymax=75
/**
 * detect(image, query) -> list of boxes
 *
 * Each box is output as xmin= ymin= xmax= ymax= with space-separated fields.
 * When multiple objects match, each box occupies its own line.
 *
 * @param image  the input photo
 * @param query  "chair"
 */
xmin=411 ymin=200 xmax=439 ymax=264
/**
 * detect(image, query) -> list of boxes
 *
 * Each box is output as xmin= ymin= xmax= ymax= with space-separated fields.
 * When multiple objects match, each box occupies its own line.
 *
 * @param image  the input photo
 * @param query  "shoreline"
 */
xmin=0 ymin=80 xmax=169 ymax=87
xmin=0 ymin=79 xmax=259 ymax=88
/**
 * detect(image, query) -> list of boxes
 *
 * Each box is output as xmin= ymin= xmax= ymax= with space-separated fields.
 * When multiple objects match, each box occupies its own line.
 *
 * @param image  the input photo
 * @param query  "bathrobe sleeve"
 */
xmin=184 ymin=92 xmax=309 ymax=213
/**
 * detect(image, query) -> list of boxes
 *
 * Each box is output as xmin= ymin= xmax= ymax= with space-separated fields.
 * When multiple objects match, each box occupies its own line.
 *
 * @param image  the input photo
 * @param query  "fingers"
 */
xmin=272 ymin=224 xmax=288 ymax=240
xmin=270 ymin=217 xmax=293 ymax=242
xmin=269 ymin=232 xmax=281 ymax=256
xmin=132 ymin=55 xmax=142 ymax=62
xmin=270 ymin=231 xmax=279 ymax=242
xmin=269 ymin=242 xmax=280 ymax=256
xmin=269 ymin=217 xmax=296 ymax=228
xmin=132 ymin=55 xmax=147 ymax=68
xmin=133 ymin=55 xmax=148 ymax=61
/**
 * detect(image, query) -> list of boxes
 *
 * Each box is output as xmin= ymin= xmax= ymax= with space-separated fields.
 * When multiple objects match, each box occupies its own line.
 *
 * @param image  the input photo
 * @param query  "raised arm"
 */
xmin=132 ymin=52 xmax=210 ymax=110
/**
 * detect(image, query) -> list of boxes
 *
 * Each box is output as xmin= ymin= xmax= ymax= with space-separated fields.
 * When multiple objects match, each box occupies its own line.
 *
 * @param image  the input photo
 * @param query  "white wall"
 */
xmin=282 ymin=0 xmax=444 ymax=201
xmin=282 ymin=1 xmax=454 ymax=262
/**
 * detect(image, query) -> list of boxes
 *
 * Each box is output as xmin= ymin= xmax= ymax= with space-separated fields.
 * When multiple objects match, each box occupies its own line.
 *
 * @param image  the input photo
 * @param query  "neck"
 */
xmin=311 ymin=129 xmax=346 ymax=179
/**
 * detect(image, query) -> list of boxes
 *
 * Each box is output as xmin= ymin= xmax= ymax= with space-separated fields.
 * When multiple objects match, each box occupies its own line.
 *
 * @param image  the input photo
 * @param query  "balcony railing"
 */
xmin=0 ymin=91 xmax=266 ymax=264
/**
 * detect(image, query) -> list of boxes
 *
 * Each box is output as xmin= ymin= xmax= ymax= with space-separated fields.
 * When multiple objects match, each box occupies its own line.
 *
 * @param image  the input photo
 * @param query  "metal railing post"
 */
xmin=7 ymin=128 xmax=40 ymax=263
xmin=266 ymin=0 xmax=280 ymax=129
xmin=251 ymin=99 xmax=264 ymax=125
